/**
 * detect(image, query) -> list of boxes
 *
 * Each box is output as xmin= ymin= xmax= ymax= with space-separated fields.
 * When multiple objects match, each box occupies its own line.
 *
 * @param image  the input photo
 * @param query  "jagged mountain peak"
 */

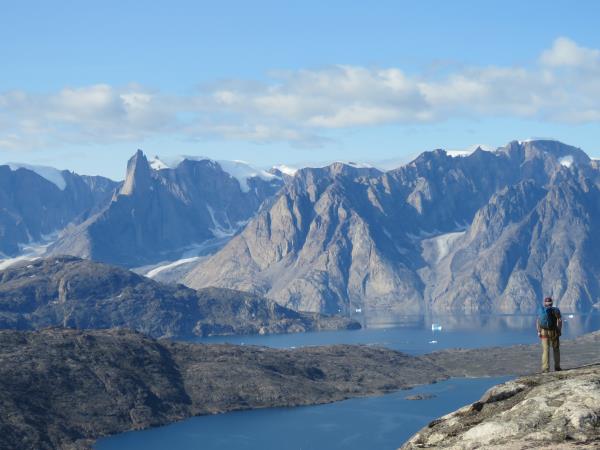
xmin=120 ymin=149 xmax=152 ymax=196
xmin=48 ymin=149 xmax=285 ymax=267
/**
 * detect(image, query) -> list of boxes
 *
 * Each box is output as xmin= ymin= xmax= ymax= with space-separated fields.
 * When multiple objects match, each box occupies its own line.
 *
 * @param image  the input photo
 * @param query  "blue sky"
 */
xmin=1 ymin=0 xmax=600 ymax=179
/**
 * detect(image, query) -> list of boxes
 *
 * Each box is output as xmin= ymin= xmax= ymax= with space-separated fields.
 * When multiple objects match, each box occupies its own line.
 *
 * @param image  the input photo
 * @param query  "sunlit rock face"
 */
xmin=400 ymin=364 xmax=600 ymax=449
xmin=185 ymin=140 xmax=600 ymax=315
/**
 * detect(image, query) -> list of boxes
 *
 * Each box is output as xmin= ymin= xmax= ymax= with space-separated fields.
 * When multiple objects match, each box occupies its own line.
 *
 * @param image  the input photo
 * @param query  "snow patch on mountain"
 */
xmin=152 ymin=155 xmax=280 ymax=193
xmin=216 ymin=160 xmax=279 ymax=192
xmin=518 ymin=137 xmax=558 ymax=144
xmin=421 ymin=231 xmax=466 ymax=265
xmin=149 ymin=156 xmax=169 ymax=170
xmin=559 ymin=155 xmax=574 ymax=168
xmin=7 ymin=163 xmax=66 ymax=190
xmin=272 ymin=164 xmax=299 ymax=176
xmin=446 ymin=144 xmax=495 ymax=158
xmin=342 ymin=161 xmax=374 ymax=168
xmin=206 ymin=204 xmax=236 ymax=238
xmin=0 ymin=233 xmax=58 ymax=270
xmin=145 ymin=257 xmax=201 ymax=278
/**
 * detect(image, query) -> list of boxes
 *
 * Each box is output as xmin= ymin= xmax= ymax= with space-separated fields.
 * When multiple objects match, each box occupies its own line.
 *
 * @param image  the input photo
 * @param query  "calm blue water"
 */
xmin=96 ymin=376 xmax=510 ymax=450
xmin=96 ymin=313 xmax=599 ymax=450
xmin=193 ymin=312 xmax=600 ymax=355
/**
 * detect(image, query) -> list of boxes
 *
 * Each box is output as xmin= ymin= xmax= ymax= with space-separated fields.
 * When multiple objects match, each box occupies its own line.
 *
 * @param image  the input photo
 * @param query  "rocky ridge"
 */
xmin=184 ymin=140 xmax=600 ymax=315
xmin=0 ymin=256 xmax=358 ymax=338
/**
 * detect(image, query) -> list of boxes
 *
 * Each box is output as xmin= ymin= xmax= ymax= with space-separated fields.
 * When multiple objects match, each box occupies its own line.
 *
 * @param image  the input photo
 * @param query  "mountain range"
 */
xmin=2 ymin=139 xmax=599 ymax=316
xmin=184 ymin=140 xmax=600 ymax=315
xmin=47 ymin=151 xmax=284 ymax=266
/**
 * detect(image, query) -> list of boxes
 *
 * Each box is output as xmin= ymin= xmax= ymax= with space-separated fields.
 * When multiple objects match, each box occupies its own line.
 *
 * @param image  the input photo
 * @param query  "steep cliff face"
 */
xmin=401 ymin=364 xmax=600 ymax=449
xmin=0 ymin=165 xmax=117 ymax=257
xmin=184 ymin=163 xmax=427 ymax=315
xmin=48 ymin=150 xmax=284 ymax=266
xmin=185 ymin=140 xmax=600 ymax=315
xmin=430 ymin=169 xmax=600 ymax=312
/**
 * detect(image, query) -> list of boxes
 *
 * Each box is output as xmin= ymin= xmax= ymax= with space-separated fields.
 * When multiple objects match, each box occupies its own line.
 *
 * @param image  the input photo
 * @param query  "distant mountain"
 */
xmin=184 ymin=140 xmax=600 ymax=315
xmin=0 ymin=256 xmax=358 ymax=338
xmin=427 ymin=168 xmax=600 ymax=312
xmin=0 ymin=164 xmax=117 ymax=257
xmin=48 ymin=150 xmax=284 ymax=267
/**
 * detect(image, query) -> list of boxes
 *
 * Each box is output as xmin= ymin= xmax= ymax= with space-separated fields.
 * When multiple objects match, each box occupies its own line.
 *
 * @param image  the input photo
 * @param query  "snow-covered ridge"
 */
xmin=446 ymin=144 xmax=495 ymax=158
xmin=272 ymin=164 xmax=299 ymax=176
xmin=149 ymin=154 xmax=279 ymax=193
xmin=216 ymin=159 xmax=278 ymax=192
xmin=7 ymin=163 xmax=67 ymax=190
xmin=518 ymin=137 xmax=558 ymax=144
xmin=149 ymin=156 xmax=169 ymax=170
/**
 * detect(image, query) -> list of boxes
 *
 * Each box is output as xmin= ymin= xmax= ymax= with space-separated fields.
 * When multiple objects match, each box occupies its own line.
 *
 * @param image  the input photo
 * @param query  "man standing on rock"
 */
xmin=536 ymin=296 xmax=562 ymax=372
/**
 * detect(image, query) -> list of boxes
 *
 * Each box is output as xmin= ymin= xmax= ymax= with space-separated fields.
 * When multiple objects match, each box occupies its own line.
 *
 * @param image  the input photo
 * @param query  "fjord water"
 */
xmin=194 ymin=312 xmax=600 ymax=355
xmin=96 ymin=313 xmax=599 ymax=450
xmin=96 ymin=376 xmax=510 ymax=450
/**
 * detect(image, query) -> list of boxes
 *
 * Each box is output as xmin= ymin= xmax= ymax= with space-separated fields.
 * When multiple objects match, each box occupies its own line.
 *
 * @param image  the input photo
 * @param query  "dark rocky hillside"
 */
xmin=0 ymin=256 xmax=358 ymax=338
xmin=0 ymin=328 xmax=445 ymax=450
xmin=1 ymin=327 xmax=598 ymax=449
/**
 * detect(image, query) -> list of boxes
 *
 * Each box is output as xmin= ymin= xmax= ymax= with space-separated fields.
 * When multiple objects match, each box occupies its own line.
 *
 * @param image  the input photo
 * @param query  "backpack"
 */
xmin=538 ymin=306 xmax=557 ymax=330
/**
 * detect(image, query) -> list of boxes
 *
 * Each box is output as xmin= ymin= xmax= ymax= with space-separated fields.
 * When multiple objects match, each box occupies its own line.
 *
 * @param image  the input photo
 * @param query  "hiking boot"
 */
xmin=555 ymin=367 xmax=562 ymax=371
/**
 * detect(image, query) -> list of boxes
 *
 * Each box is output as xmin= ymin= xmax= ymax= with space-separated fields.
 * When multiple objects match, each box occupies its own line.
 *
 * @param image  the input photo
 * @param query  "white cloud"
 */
xmin=540 ymin=37 xmax=600 ymax=68
xmin=2 ymin=37 xmax=600 ymax=151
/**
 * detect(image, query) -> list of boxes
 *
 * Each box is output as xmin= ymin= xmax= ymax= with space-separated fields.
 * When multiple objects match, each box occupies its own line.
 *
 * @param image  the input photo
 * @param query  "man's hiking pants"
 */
xmin=540 ymin=329 xmax=560 ymax=372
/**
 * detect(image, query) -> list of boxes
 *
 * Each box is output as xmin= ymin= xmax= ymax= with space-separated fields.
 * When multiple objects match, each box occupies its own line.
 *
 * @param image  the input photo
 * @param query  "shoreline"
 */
xmin=1 ymin=328 xmax=599 ymax=449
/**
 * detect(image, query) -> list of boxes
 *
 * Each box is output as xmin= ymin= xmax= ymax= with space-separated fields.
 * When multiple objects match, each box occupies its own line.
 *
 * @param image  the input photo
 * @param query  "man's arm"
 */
xmin=555 ymin=309 xmax=562 ymax=335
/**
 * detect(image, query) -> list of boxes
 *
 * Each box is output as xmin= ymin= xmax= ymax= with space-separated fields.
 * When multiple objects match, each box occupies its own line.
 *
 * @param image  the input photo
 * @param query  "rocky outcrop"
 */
xmin=184 ymin=139 xmax=600 ymax=315
xmin=48 ymin=150 xmax=284 ymax=267
xmin=0 ymin=256 xmax=359 ymax=338
xmin=0 ymin=164 xmax=117 ymax=257
xmin=401 ymin=364 xmax=600 ymax=449
xmin=0 ymin=328 xmax=447 ymax=450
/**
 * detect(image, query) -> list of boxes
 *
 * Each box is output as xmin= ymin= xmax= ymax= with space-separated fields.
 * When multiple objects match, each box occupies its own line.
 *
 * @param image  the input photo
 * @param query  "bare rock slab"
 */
xmin=401 ymin=364 xmax=600 ymax=449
